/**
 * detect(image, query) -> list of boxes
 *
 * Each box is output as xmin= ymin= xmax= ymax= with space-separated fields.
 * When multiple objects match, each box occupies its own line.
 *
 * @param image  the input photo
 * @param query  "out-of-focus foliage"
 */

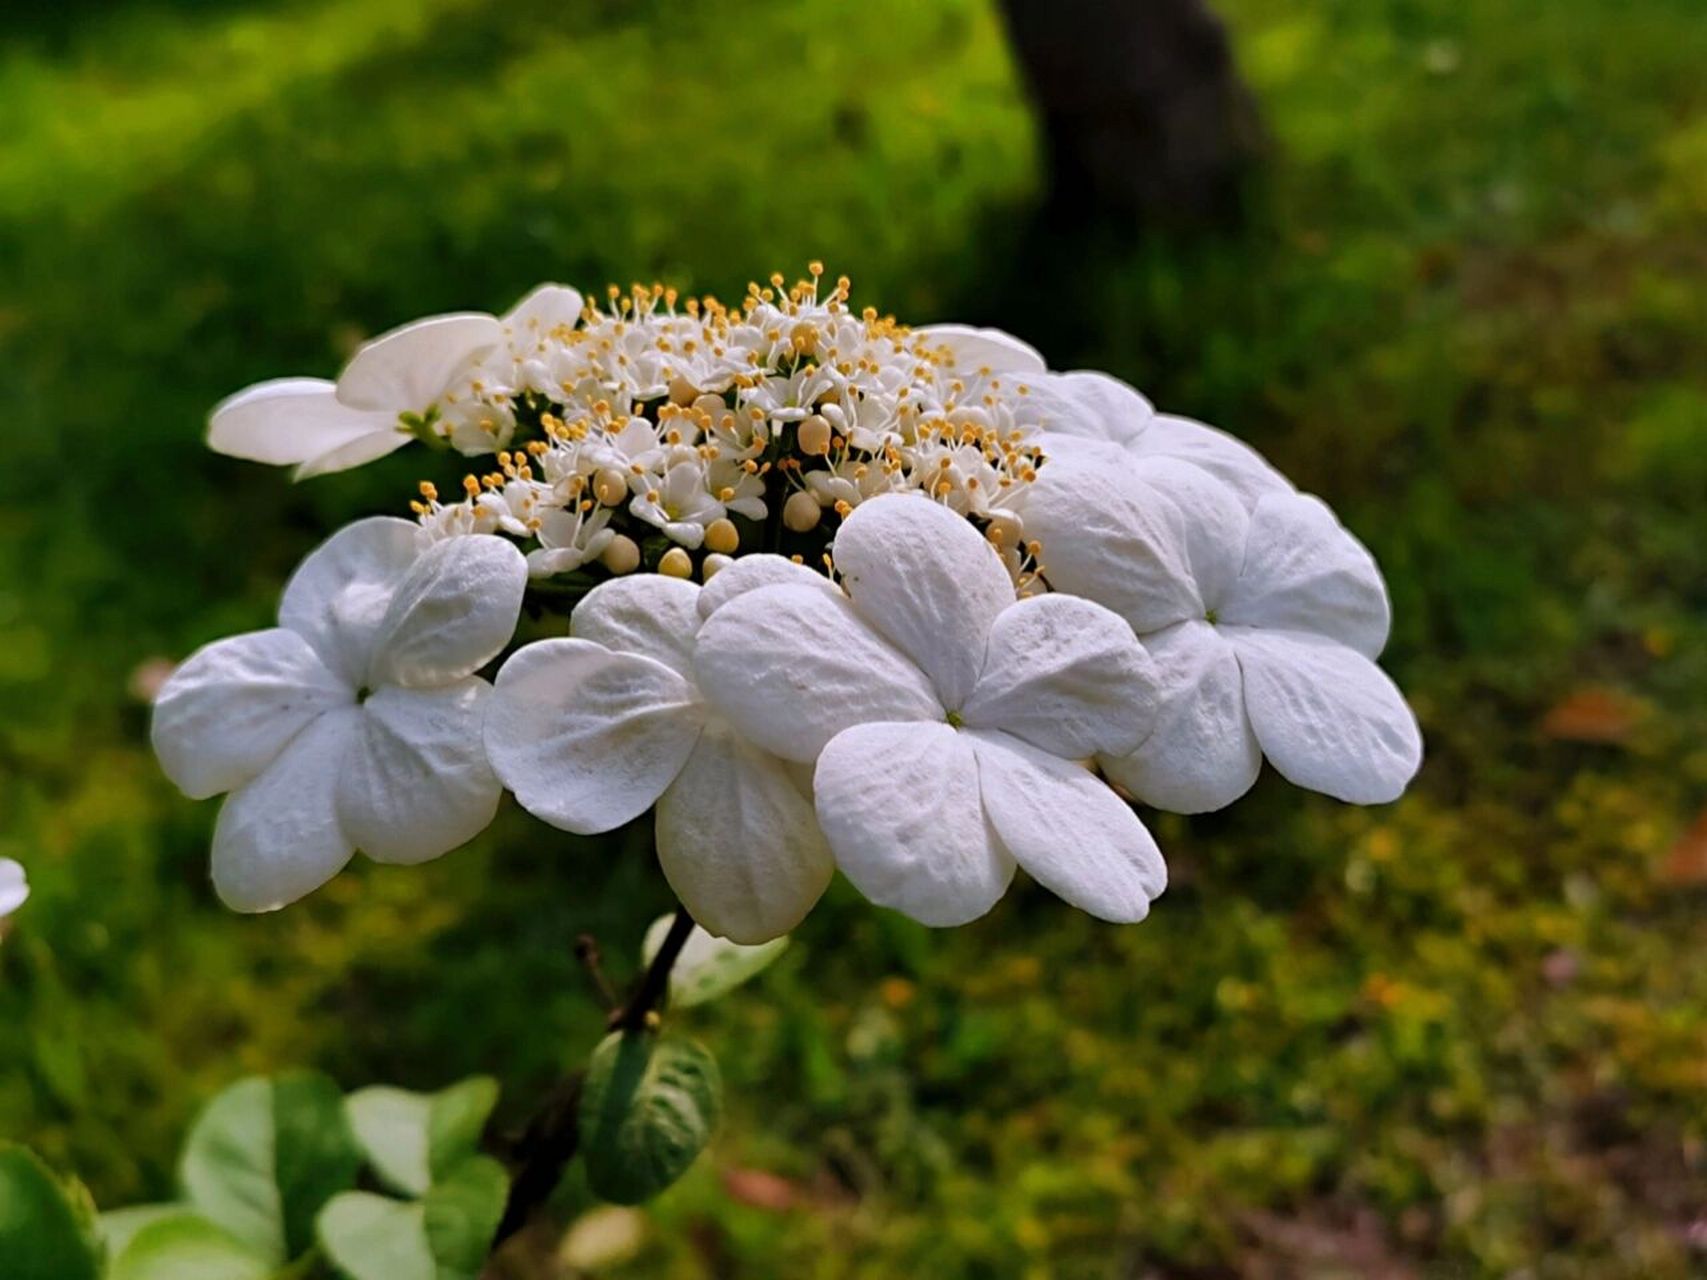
xmin=0 ymin=0 xmax=1702 ymax=1275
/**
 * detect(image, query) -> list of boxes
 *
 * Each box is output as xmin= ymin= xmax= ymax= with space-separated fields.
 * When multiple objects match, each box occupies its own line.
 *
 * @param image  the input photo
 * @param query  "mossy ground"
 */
xmin=1 ymin=0 xmax=1703 ymax=1275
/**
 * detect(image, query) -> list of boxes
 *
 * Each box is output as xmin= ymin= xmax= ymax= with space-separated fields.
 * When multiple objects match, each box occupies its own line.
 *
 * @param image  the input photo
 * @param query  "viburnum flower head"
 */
xmin=151 ymin=519 xmax=526 ymax=910
xmin=0 ymin=858 xmax=27 ymax=921
xmin=164 ymin=264 xmax=1424 ymax=939
xmin=695 ymin=495 xmax=1169 ymax=927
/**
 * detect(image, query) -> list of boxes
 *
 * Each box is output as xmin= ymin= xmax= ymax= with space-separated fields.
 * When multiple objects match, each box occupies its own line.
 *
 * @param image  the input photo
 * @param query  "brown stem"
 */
xmin=490 ymin=904 xmax=698 ymax=1251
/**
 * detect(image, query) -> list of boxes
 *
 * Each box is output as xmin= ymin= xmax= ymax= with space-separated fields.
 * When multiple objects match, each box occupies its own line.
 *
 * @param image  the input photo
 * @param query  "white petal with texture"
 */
xmin=1219 ymin=493 xmax=1390 ymax=658
xmin=485 ymin=639 xmax=704 ymax=833
xmin=208 ymin=378 xmax=396 ymax=466
xmin=1141 ymin=415 xmax=1293 ymax=510
xmin=571 ymin=574 xmax=702 ymax=679
xmin=366 ymin=535 xmax=527 ymax=688
xmin=916 ymin=323 xmax=1047 ymax=374
xmin=1231 ymin=628 xmax=1421 ymax=804
xmin=211 ymin=709 xmax=359 ymax=912
xmin=696 ymin=554 xmax=841 ymax=620
xmin=1101 ymin=620 xmax=1261 ymax=813
xmin=814 ymin=721 xmax=1014 ymax=927
xmin=1026 ymin=457 xmax=1249 ymax=635
xmin=503 ymin=285 xmax=584 ymax=343
xmin=336 ymin=313 xmax=503 ymax=410
xmin=832 ymin=495 xmax=1015 ymax=708
xmin=152 ymin=628 xmax=350 ymax=800
xmin=279 ymin=517 xmax=426 ymax=685
xmin=1024 ymin=370 xmax=1154 ymax=445
xmin=292 ymin=427 xmax=413 ymax=480
xmin=655 ymin=721 xmax=834 ymax=944
xmin=970 ymin=729 xmax=1165 ymax=922
xmin=962 ymin=594 xmax=1156 ymax=758
xmin=695 ymin=583 xmax=940 ymax=763
xmin=336 ymin=681 xmax=501 ymax=865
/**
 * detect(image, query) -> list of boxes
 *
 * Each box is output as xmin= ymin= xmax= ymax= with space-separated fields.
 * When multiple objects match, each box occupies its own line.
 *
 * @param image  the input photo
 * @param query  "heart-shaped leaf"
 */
xmin=641 ymin=915 xmax=790 ymax=1009
xmin=0 ymin=1144 xmax=103 ymax=1280
xmin=318 ymin=1156 xmax=508 ymax=1280
xmin=345 ymin=1077 xmax=498 ymax=1197
xmin=179 ymin=1072 xmax=362 ymax=1265
xmin=580 ymin=1031 xmax=721 ymax=1204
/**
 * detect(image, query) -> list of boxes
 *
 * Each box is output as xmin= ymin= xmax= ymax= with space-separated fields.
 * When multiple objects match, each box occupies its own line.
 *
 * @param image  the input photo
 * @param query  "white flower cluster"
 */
xmin=157 ymin=270 xmax=1422 ymax=940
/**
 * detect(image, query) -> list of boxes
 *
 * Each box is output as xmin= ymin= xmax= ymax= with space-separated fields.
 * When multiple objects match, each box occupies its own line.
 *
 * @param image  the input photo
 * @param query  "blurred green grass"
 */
xmin=1 ymin=0 xmax=1704 ymax=1275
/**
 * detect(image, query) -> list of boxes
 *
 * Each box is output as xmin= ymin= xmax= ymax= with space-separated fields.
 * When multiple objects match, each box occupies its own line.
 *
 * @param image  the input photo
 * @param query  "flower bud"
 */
xmin=593 ymin=467 xmax=628 ymax=506
xmin=704 ymin=517 xmax=739 ymax=555
xmin=702 ymin=552 xmax=733 ymax=581
xmin=600 ymin=535 xmax=640 ymax=575
xmin=668 ymin=373 xmax=699 ymax=406
xmin=659 ymin=547 xmax=694 ymax=578
xmin=798 ymin=414 xmax=832 ymax=457
xmin=783 ymin=490 xmax=821 ymax=533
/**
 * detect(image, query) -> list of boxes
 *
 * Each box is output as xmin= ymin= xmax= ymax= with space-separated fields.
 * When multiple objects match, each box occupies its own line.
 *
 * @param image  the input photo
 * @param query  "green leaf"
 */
xmin=98 ymin=1205 xmax=186 ymax=1259
xmin=318 ymin=1193 xmax=434 ymax=1280
xmin=179 ymin=1072 xmax=362 ymax=1265
xmin=317 ymin=1157 xmax=508 ymax=1280
xmin=641 ymin=913 xmax=790 ymax=1009
xmin=421 ymin=1156 xmax=508 ymax=1276
xmin=0 ymin=1144 xmax=103 ymax=1280
xmin=346 ymin=1077 xmax=499 ymax=1196
xmin=580 ymin=1031 xmax=721 ymax=1204
xmin=109 ymin=1212 xmax=270 ymax=1280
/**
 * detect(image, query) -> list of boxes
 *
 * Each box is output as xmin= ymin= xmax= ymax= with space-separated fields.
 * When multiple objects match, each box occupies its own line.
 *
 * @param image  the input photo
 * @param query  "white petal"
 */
xmin=1219 ymin=493 xmax=1390 ymax=658
xmin=916 ymin=324 xmax=1047 ymax=374
xmin=366 ymin=535 xmax=527 ymax=688
xmin=570 ymin=574 xmax=702 ymax=679
xmin=211 ymin=709 xmax=358 ymax=912
xmin=336 ymin=681 xmax=501 ymax=864
xmin=503 ymin=284 xmax=584 ymax=337
xmin=695 ymin=583 xmax=940 ymax=763
xmin=1141 ymin=415 xmax=1293 ymax=511
xmin=152 ymin=629 xmax=351 ymax=800
xmin=832 ymin=494 xmax=1015 ymax=708
xmin=962 ymin=594 xmax=1156 ymax=758
xmin=0 ymin=859 xmax=28 ymax=918
xmin=970 ymin=729 xmax=1165 ymax=922
xmin=695 ymin=554 xmax=840 ymax=621
xmin=484 ymin=639 xmax=704 ymax=832
xmin=813 ymin=721 xmax=1014 ymax=926
xmin=279 ymin=517 xmax=427 ymax=685
xmin=336 ymin=313 xmax=503 ymax=410
xmin=655 ymin=721 xmax=834 ymax=944
xmin=1101 ymin=620 xmax=1261 ymax=813
xmin=207 ymin=379 xmax=396 ymax=466
xmin=1026 ymin=457 xmax=1248 ymax=634
xmin=1023 ymin=370 xmax=1153 ymax=445
xmin=292 ymin=427 xmax=412 ymax=480
xmin=1231 ymin=628 xmax=1422 ymax=804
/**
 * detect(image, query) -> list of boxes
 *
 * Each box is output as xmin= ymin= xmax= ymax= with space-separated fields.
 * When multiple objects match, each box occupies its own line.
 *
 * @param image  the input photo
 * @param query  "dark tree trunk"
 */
xmin=998 ymin=0 xmax=1263 ymax=224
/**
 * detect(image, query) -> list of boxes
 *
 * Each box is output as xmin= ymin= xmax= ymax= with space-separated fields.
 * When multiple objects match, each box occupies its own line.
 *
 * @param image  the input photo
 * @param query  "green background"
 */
xmin=1 ymin=0 xmax=1704 ymax=1274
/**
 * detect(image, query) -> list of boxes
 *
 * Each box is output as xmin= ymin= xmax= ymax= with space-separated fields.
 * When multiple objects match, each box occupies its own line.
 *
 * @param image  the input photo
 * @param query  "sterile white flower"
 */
xmin=1017 ymin=370 xmax=1294 ymax=510
xmin=482 ymin=573 xmax=834 ymax=944
xmin=0 ymin=859 xmax=27 ymax=920
xmin=694 ymin=495 xmax=1167 ymax=928
xmin=151 ymin=518 xmax=527 ymax=911
xmin=1024 ymin=456 xmax=1422 ymax=812
xmin=208 ymin=314 xmax=505 ymax=478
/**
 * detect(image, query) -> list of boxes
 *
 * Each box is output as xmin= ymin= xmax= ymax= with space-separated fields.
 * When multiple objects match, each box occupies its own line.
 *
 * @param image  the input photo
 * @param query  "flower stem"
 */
xmin=490 ymin=903 xmax=697 ymax=1251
